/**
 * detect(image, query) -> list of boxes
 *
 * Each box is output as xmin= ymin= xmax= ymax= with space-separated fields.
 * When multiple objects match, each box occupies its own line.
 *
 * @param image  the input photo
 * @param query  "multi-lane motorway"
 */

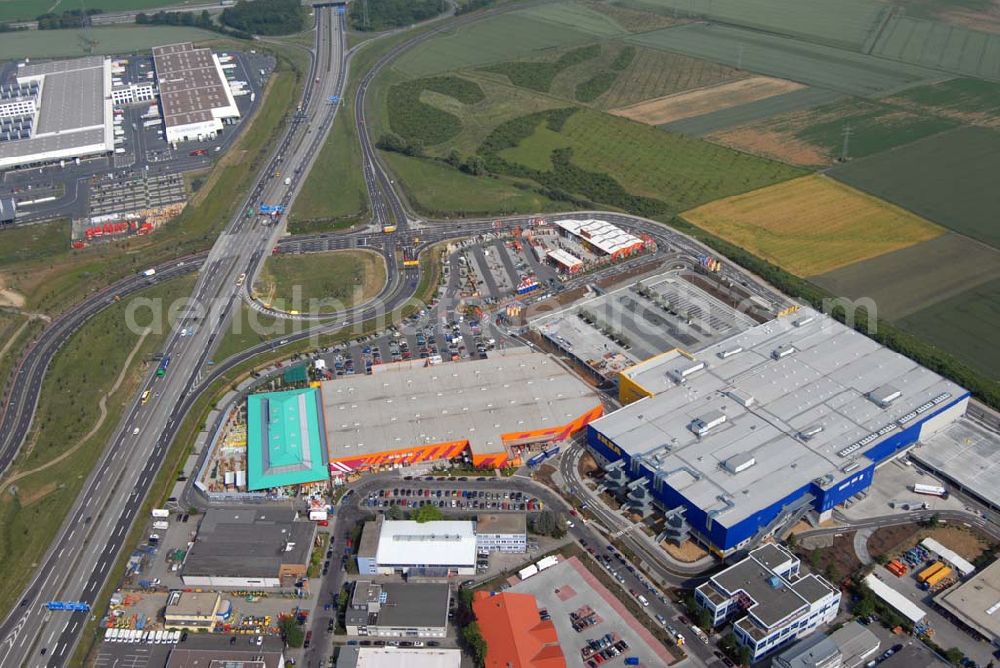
xmin=0 ymin=8 xmax=348 ymax=666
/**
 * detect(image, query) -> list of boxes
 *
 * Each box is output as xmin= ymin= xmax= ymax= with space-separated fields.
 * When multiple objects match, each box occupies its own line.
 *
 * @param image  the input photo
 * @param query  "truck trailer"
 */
xmin=924 ymin=565 xmax=952 ymax=588
xmin=913 ymin=483 xmax=947 ymax=497
xmin=917 ymin=561 xmax=946 ymax=583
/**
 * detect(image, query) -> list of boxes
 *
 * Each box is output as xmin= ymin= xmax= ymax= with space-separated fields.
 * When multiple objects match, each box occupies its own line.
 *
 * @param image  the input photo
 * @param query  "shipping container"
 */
xmin=887 ymin=560 xmax=907 ymax=576
xmin=925 ymin=565 xmax=952 ymax=587
xmin=917 ymin=562 xmax=946 ymax=583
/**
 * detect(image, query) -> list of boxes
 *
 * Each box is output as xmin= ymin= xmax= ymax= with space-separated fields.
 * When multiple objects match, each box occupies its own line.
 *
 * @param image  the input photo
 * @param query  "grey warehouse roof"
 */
xmin=320 ymin=347 xmax=599 ymax=456
xmin=183 ymin=508 xmax=315 ymax=578
xmin=910 ymin=418 xmax=1000 ymax=510
xmin=592 ymin=307 xmax=965 ymax=528
xmin=346 ymin=582 xmax=450 ymax=630
xmin=153 ymin=42 xmax=235 ymax=129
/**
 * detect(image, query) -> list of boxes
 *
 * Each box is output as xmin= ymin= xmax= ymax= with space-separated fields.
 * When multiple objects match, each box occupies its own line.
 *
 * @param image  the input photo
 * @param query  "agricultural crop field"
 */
xmin=888 ymin=78 xmax=1000 ymax=127
xmin=255 ymin=250 xmax=386 ymax=312
xmin=872 ymin=17 xmax=1000 ymax=81
xmin=898 ymin=277 xmax=1000 ymax=380
xmin=395 ymin=3 xmax=625 ymax=76
xmin=579 ymin=0 xmax=680 ymax=32
xmin=812 ymin=233 xmax=1000 ymax=322
xmin=708 ymin=98 xmax=959 ymax=166
xmin=626 ymin=23 xmax=941 ymax=98
xmin=491 ymin=107 xmax=803 ymax=214
xmin=599 ymin=47 xmax=745 ymax=109
xmin=618 ymin=0 xmax=887 ymax=50
xmin=612 ymin=76 xmax=803 ymax=126
xmin=681 ymin=175 xmax=944 ymax=276
xmin=0 ymin=25 xmax=218 ymax=60
xmin=831 ymin=127 xmax=1000 ymax=248
xmin=665 ymin=87 xmax=843 ymax=139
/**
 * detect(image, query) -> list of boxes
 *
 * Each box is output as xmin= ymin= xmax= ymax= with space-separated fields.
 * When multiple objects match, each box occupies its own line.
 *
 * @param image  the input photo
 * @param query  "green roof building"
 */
xmin=246 ymin=387 xmax=329 ymax=491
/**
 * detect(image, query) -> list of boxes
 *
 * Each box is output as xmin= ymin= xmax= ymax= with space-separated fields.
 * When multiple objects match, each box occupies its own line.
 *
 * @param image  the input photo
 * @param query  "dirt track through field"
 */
xmin=610 ymin=76 xmax=804 ymax=126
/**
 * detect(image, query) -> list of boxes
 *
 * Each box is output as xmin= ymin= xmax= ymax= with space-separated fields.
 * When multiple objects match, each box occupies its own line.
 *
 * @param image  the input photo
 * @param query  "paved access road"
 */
xmin=0 ymin=9 xmax=348 ymax=666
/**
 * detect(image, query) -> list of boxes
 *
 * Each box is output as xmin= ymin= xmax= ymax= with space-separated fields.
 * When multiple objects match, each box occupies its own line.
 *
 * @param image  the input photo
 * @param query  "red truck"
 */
xmin=189 ymin=148 xmax=208 ymax=157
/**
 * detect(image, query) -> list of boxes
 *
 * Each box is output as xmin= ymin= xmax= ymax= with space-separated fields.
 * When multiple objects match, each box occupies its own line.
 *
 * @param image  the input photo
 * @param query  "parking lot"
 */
xmin=361 ymin=485 xmax=542 ymax=513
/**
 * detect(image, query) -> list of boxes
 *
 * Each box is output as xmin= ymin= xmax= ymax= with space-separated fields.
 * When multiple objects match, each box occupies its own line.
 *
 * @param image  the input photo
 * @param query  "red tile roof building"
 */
xmin=472 ymin=591 xmax=567 ymax=668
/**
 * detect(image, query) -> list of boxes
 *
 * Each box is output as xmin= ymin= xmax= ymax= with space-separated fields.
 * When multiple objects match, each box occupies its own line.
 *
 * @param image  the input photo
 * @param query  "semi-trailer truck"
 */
xmin=140 ymin=268 xmax=156 ymax=277
xmin=913 ymin=484 xmax=947 ymax=497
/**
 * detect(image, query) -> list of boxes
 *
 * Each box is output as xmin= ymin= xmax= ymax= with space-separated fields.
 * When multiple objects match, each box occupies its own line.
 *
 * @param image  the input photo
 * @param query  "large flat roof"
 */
xmin=554 ymin=218 xmax=643 ymax=255
xmin=591 ymin=307 xmax=966 ymax=528
xmin=183 ymin=508 xmax=314 ymax=578
xmin=910 ymin=418 xmax=1000 ymax=509
xmin=374 ymin=520 xmax=477 ymax=568
xmin=337 ymin=647 xmax=461 ymax=668
xmin=864 ymin=574 xmax=926 ymax=623
xmin=0 ymin=56 xmax=112 ymax=169
xmin=320 ymin=347 xmax=600 ymax=457
xmin=153 ymin=42 xmax=238 ymax=129
xmin=246 ymin=388 xmax=329 ymax=491
xmin=934 ymin=558 xmax=1000 ymax=640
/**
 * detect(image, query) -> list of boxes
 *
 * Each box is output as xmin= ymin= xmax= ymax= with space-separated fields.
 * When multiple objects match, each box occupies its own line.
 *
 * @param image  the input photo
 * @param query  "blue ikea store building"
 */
xmin=587 ymin=309 xmax=969 ymax=555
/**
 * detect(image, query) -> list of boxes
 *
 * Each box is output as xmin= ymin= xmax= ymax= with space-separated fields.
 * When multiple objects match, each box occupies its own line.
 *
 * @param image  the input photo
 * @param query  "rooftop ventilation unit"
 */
xmin=689 ymin=410 xmax=726 ymax=436
xmin=669 ymin=360 xmax=705 ymax=382
xmin=722 ymin=453 xmax=755 ymax=474
xmin=798 ymin=425 xmax=824 ymax=440
xmin=727 ymin=389 xmax=755 ymax=408
xmin=793 ymin=316 xmax=815 ymax=327
xmin=771 ymin=344 xmax=795 ymax=360
xmin=869 ymin=384 xmax=902 ymax=408
xmin=718 ymin=346 xmax=743 ymax=359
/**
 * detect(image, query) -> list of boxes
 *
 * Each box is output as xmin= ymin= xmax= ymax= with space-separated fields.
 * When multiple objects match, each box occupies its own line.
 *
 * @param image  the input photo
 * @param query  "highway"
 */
xmin=0 ymin=8 xmax=348 ymax=666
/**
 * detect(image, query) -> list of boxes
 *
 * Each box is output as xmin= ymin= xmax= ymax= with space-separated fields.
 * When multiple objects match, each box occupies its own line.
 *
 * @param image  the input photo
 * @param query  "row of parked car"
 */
xmin=365 ymin=487 xmax=541 ymax=512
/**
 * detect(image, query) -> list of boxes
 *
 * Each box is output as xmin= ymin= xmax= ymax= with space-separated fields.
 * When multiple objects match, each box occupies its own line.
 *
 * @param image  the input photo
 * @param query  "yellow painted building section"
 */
xmin=617 ymin=348 xmax=694 ymax=404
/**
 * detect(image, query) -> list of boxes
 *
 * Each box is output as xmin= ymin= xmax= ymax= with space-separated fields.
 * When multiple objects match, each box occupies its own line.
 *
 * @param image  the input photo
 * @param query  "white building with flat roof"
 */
xmin=152 ymin=43 xmax=239 ymax=143
xmin=0 ymin=56 xmax=114 ymax=170
xmin=361 ymin=518 xmax=477 ymax=576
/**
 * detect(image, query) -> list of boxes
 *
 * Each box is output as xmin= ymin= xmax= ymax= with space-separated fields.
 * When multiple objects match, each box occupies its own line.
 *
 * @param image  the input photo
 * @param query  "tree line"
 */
xmin=136 ymin=10 xmax=253 ymax=39
xmin=221 ymin=0 xmax=304 ymax=36
xmin=349 ymin=0 xmax=446 ymax=32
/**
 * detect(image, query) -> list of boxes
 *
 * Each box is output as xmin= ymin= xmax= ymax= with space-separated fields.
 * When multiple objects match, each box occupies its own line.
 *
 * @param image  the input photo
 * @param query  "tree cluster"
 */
xmin=221 ymin=0 xmax=304 ymax=36
xmin=482 ymin=44 xmax=600 ymax=93
xmin=279 ymin=617 xmax=304 ymax=647
xmin=529 ymin=510 xmax=566 ymax=538
xmin=136 ymin=10 xmax=251 ymax=38
xmin=455 ymin=0 xmax=494 ymax=15
xmin=386 ymin=76 xmax=483 ymax=147
xmin=376 ymin=132 xmax=424 ymax=157
xmin=349 ymin=0 xmax=446 ymax=32
xmin=461 ymin=622 xmax=488 ymax=667
xmin=36 ymin=9 xmax=101 ymax=30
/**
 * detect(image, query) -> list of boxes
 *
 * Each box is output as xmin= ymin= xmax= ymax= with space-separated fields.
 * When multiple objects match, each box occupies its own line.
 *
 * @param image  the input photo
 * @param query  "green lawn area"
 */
xmin=0 ymin=0 xmax=207 ymax=21
xmin=383 ymin=151 xmax=560 ymax=217
xmin=254 ymin=250 xmax=387 ymax=313
xmin=0 ymin=274 xmax=194 ymax=617
xmin=212 ymin=303 xmax=285 ymax=363
xmin=0 ymin=219 xmax=69 ymax=266
xmin=499 ymin=122 xmax=572 ymax=170
xmin=495 ymin=108 xmax=804 ymax=214
xmin=0 ymin=25 xmax=219 ymax=59
xmin=898 ymin=277 xmax=1000 ymax=380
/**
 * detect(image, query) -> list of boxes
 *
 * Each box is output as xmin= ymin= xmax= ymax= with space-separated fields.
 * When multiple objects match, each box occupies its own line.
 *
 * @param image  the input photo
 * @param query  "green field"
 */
xmin=872 ymin=17 xmax=1000 ymax=81
xmin=812 ymin=232 xmax=1000 ymax=322
xmin=0 ymin=219 xmax=68 ymax=266
xmin=618 ymin=0 xmax=887 ymax=50
xmin=0 ymin=25 xmax=218 ymax=60
xmin=0 ymin=0 xmax=199 ymax=22
xmin=599 ymin=46 xmax=745 ymax=109
xmin=626 ymin=23 xmax=940 ymax=98
xmin=395 ymin=3 xmax=625 ymax=76
xmin=898 ymin=277 xmax=1000 ymax=380
xmin=255 ymin=250 xmax=387 ymax=313
xmin=708 ymin=97 xmax=959 ymax=165
xmin=505 ymin=108 xmax=803 ymax=214
xmin=0 ymin=274 xmax=194 ymax=617
xmin=668 ymin=87 xmax=844 ymax=139
xmin=889 ymin=77 xmax=1000 ymax=123
xmin=831 ymin=127 xmax=1000 ymax=248
xmin=382 ymin=151 xmax=561 ymax=217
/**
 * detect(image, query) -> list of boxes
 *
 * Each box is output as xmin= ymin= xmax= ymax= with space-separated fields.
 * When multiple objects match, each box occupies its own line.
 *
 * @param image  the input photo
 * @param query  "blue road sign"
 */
xmin=328 ymin=96 xmax=339 ymax=104
xmin=336 ymin=6 xmax=346 ymax=14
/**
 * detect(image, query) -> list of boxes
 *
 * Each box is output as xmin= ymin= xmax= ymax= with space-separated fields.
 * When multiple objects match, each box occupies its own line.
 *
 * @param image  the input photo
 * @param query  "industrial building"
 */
xmin=345 ymin=581 xmax=451 ymax=637
xmin=771 ymin=622 xmax=881 ymax=668
xmin=696 ymin=544 xmax=841 ymax=662
xmin=553 ymin=218 xmax=646 ymax=260
xmin=472 ymin=591 xmax=566 ymax=668
xmin=587 ymin=308 xmax=968 ymax=554
xmin=246 ymin=387 xmax=330 ymax=491
xmin=152 ymin=42 xmax=240 ymax=143
xmin=356 ymin=517 xmax=477 ymax=576
xmin=336 ymin=647 xmax=461 ymax=668
xmin=0 ymin=56 xmax=114 ymax=170
xmin=933 ymin=557 xmax=1000 ymax=643
xmin=163 ymin=591 xmax=230 ymax=632
xmin=181 ymin=508 xmax=315 ymax=588
xmin=165 ymin=635 xmax=285 ymax=668
xmin=475 ymin=513 xmax=527 ymax=553
xmin=321 ymin=348 xmax=602 ymax=473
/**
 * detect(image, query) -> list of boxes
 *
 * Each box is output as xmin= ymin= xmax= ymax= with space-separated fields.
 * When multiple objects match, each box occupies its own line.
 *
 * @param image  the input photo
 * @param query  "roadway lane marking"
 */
xmin=57 ymin=548 xmax=64 ymax=559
